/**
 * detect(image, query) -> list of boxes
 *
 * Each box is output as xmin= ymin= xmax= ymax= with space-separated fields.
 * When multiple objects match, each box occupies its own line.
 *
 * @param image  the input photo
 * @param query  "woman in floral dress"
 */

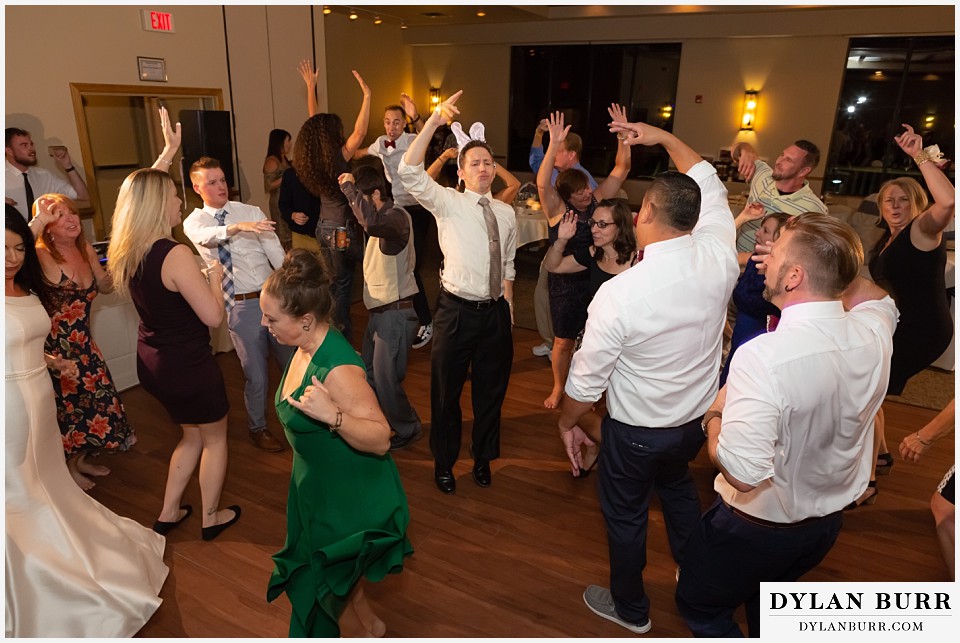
xmin=33 ymin=193 xmax=135 ymax=490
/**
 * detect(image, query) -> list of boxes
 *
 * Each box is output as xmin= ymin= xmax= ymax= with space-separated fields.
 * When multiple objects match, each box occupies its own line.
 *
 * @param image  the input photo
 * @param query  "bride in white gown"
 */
xmin=5 ymin=205 xmax=169 ymax=637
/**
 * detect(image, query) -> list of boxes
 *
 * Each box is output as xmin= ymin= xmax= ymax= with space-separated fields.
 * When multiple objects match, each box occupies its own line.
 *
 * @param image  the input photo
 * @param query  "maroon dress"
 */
xmin=42 ymin=273 xmax=135 ymax=455
xmin=128 ymin=238 xmax=229 ymax=424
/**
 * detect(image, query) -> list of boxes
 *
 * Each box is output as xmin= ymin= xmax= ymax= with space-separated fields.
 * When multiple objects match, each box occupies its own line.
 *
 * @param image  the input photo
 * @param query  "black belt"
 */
xmin=234 ymin=291 xmax=260 ymax=302
xmin=368 ymin=297 xmax=414 ymax=314
xmin=440 ymin=287 xmax=501 ymax=309
xmin=721 ymin=497 xmax=835 ymax=529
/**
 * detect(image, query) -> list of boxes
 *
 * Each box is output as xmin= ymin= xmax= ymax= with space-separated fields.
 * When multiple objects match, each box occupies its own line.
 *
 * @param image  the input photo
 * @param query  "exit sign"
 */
xmin=141 ymin=10 xmax=175 ymax=33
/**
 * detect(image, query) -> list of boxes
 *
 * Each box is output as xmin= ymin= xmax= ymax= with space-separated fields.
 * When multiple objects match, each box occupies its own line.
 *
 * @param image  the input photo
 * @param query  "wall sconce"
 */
xmin=429 ymin=87 xmax=442 ymax=108
xmin=658 ymin=103 xmax=674 ymax=121
xmin=924 ymin=114 xmax=936 ymax=130
xmin=740 ymin=90 xmax=759 ymax=131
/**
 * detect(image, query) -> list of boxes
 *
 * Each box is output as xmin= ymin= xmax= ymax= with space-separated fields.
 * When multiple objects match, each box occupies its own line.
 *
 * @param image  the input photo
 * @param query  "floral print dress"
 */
xmin=42 ymin=274 xmax=135 ymax=456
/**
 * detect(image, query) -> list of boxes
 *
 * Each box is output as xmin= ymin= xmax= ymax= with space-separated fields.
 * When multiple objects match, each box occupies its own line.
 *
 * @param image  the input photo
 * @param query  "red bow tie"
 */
xmin=383 ymin=139 xmax=396 ymax=149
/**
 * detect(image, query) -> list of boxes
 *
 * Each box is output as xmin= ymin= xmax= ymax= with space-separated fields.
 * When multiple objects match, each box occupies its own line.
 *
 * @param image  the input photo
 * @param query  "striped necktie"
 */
xmin=214 ymin=209 xmax=235 ymax=312
xmin=478 ymin=196 xmax=501 ymax=300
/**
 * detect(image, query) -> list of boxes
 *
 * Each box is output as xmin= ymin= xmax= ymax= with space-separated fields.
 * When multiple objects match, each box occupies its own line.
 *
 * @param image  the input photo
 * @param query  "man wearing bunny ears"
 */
xmin=398 ymin=91 xmax=517 ymax=495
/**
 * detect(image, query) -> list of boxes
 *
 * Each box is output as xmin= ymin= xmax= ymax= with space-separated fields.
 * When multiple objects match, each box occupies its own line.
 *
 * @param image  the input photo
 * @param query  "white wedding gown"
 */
xmin=5 ymin=294 xmax=169 ymax=637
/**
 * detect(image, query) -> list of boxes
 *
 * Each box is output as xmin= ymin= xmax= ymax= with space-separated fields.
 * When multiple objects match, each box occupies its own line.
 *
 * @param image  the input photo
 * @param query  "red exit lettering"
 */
xmin=150 ymin=12 xmax=172 ymax=31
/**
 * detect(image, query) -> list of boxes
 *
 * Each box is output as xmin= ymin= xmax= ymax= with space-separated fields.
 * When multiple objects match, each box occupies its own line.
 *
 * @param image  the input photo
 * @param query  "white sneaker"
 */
xmin=532 ymin=342 xmax=552 ymax=357
xmin=413 ymin=322 xmax=433 ymax=349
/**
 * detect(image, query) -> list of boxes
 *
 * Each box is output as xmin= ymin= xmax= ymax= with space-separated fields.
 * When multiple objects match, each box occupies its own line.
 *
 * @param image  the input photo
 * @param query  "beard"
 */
xmin=762 ymin=263 xmax=788 ymax=302
xmin=13 ymin=151 xmax=37 ymax=167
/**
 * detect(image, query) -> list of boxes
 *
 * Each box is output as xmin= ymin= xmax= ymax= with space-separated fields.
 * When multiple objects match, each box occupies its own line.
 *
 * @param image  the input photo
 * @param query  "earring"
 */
xmin=302 ymin=324 xmax=310 ymax=331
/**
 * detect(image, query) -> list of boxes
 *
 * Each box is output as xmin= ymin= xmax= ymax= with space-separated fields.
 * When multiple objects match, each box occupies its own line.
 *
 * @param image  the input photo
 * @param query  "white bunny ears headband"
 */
xmin=450 ymin=121 xmax=487 ymax=169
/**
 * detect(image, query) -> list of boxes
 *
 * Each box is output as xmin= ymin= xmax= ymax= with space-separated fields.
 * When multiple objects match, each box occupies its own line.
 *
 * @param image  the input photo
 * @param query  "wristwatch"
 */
xmin=701 ymin=410 xmax=722 ymax=435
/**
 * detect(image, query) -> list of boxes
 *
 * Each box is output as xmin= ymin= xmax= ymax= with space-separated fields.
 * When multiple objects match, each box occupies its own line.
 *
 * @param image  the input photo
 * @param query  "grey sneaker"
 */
xmin=582 ymin=585 xmax=652 ymax=634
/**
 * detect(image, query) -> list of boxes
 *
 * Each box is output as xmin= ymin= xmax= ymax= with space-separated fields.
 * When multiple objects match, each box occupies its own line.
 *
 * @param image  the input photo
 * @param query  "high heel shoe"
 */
xmin=876 ymin=452 xmax=894 ymax=476
xmin=201 ymin=505 xmax=242 ymax=541
xmin=844 ymin=481 xmax=878 ymax=510
xmin=152 ymin=505 xmax=193 ymax=535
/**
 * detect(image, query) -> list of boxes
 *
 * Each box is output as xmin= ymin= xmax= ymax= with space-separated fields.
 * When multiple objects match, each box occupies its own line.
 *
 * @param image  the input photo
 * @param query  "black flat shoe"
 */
xmin=152 ymin=505 xmax=192 ymax=535
xmin=202 ymin=505 xmax=241 ymax=541
xmin=844 ymin=481 xmax=878 ymax=510
xmin=435 ymin=469 xmax=456 ymax=495
xmin=472 ymin=461 xmax=491 ymax=488
xmin=876 ymin=452 xmax=894 ymax=476
xmin=578 ymin=454 xmax=600 ymax=479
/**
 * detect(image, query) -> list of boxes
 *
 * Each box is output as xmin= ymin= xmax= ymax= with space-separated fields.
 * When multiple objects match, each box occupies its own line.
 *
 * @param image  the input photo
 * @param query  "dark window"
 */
xmin=508 ymin=43 xmax=682 ymax=180
xmin=824 ymin=36 xmax=954 ymax=198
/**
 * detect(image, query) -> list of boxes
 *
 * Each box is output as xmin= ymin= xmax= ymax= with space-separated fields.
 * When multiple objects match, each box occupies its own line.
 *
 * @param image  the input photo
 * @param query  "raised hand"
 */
xmin=737 ymin=202 xmax=765 ymax=225
xmin=894 ymin=123 xmax=923 ymax=158
xmin=297 ymin=59 xmax=318 ymax=88
xmin=399 ymin=92 xmax=418 ymax=119
xmin=34 ymin=196 xmax=62 ymax=227
xmin=546 ymin=111 xmax=570 ymax=145
xmin=428 ymin=90 xmax=462 ymax=127
xmin=735 ymin=145 xmax=759 ymax=181
xmin=338 ymin=172 xmax=355 ymax=186
xmin=557 ymin=210 xmax=577 ymax=241
xmin=51 ymin=146 xmax=73 ymax=170
xmin=352 ymin=70 xmax=371 ymax=98
xmin=610 ymin=120 xmax=670 ymax=148
xmin=158 ymin=106 xmax=181 ymax=153
xmin=536 ymin=118 xmax=549 ymax=133
xmin=607 ymin=103 xmax=629 ymax=132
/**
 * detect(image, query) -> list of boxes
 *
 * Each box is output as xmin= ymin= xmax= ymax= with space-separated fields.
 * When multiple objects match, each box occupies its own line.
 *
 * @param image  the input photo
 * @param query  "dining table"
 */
xmin=513 ymin=204 xmax=550 ymax=248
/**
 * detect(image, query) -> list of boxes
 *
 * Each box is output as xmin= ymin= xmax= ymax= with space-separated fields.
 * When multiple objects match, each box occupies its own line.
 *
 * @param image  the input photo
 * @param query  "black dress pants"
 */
xmin=429 ymin=290 xmax=513 ymax=470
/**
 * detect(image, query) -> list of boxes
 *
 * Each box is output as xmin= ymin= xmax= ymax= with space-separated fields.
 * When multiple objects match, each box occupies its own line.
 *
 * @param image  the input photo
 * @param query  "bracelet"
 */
xmin=915 ymin=431 xmax=933 ymax=447
xmin=156 ymin=158 xmax=172 ymax=166
xmin=329 ymin=407 xmax=343 ymax=433
xmin=411 ymin=114 xmax=422 ymax=122
xmin=65 ymin=166 xmax=76 ymax=172
xmin=913 ymin=151 xmax=934 ymax=167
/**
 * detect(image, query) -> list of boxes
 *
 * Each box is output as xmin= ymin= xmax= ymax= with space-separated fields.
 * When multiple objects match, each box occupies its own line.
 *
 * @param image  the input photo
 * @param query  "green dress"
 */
xmin=267 ymin=329 xmax=413 ymax=637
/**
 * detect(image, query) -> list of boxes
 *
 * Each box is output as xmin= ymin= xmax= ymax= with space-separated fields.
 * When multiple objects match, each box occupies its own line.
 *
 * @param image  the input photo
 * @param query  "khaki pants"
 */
xmin=534 ymin=256 xmax=554 ymax=345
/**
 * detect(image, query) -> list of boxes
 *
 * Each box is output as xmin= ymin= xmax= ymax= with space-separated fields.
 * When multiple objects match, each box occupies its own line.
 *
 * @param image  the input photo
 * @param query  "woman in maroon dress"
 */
xmin=105 ymin=108 xmax=241 ymax=540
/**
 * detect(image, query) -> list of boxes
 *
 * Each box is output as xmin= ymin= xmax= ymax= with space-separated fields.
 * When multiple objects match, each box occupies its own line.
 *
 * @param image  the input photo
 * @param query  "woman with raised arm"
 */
xmin=263 ymin=128 xmax=293 ymax=250
xmin=262 ymin=248 xmax=412 ymax=637
xmin=849 ymin=123 xmax=956 ymax=508
xmin=281 ymin=60 xmax=371 ymax=342
xmin=32 ymin=192 xmax=133 ymax=490
xmin=106 ymin=107 xmax=241 ymax=540
xmin=6 ymin=206 xmax=168 ymax=637
xmin=544 ymin=198 xmax=638 ymax=476
xmin=537 ymin=108 xmax=631 ymax=409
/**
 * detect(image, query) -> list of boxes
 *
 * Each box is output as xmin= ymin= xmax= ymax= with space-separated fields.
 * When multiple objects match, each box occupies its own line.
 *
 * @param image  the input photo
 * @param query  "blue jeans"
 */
xmin=227 ymin=298 xmax=295 ymax=432
xmin=316 ymin=220 xmax=358 ymax=342
xmin=362 ymin=305 xmax=421 ymax=439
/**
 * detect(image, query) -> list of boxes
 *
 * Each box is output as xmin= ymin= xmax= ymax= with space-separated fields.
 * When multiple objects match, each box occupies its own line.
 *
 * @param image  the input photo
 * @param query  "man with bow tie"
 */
xmin=359 ymin=94 xmax=436 ymax=350
xmin=183 ymin=157 xmax=292 ymax=453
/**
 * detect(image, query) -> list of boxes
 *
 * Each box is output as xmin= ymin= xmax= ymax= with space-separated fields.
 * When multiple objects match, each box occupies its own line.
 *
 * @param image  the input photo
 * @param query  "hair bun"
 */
xmin=282 ymin=248 xmax=330 ymax=288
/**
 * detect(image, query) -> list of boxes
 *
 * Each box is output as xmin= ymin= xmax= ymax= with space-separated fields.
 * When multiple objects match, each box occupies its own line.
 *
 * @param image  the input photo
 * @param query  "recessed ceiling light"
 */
xmin=477 ymin=11 xmax=486 ymax=17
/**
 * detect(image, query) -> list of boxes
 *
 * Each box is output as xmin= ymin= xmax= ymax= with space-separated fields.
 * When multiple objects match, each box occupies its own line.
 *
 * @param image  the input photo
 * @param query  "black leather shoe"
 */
xmin=472 ymin=461 xmax=491 ymax=487
xmin=202 ymin=505 xmax=242 ymax=541
xmin=435 ymin=469 xmax=456 ymax=495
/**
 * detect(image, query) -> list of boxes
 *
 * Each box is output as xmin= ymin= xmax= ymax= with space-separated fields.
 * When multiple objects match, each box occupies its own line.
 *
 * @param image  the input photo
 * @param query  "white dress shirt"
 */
xmin=716 ymin=297 xmax=898 ymax=523
xmin=5 ymin=160 xmax=77 ymax=220
xmin=397 ymin=158 xmax=516 ymax=301
xmin=368 ymin=133 xmax=418 ymax=206
xmin=182 ymin=201 xmax=285 ymax=295
xmin=565 ymin=160 xmax=739 ymax=427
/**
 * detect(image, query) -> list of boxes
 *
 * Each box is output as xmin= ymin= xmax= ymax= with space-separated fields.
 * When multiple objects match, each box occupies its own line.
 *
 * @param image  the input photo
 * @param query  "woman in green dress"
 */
xmin=261 ymin=248 xmax=413 ymax=637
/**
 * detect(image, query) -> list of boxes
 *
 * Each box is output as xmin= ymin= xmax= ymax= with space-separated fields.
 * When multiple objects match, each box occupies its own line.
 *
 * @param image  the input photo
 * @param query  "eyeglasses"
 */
xmin=588 ymin=219 xmax=615 ymax=229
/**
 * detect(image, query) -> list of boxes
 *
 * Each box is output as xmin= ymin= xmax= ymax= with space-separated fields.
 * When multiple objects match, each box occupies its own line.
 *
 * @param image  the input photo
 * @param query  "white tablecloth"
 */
xmin=514 ymin=206 xmax=550 ymax=247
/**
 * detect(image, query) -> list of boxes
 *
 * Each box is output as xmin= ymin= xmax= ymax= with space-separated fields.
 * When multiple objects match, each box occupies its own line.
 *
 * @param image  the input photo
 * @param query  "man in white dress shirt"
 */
xmin=559 ymin=121 xmax=739 ymax=634
xmin=184 ymin=157 xmax=292 ymax=453
xmin=676 ymin=213 xmax=897 ymax=637
xmin=398 ymin=91 xmax=517 ymax=495
xmin=5 ymin=127 xmax=89 ymax=220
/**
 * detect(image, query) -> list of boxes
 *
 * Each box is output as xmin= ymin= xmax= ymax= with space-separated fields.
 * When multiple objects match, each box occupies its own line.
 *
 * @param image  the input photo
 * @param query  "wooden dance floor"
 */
xmin=86 ymin=305 xmax=954 ymax=638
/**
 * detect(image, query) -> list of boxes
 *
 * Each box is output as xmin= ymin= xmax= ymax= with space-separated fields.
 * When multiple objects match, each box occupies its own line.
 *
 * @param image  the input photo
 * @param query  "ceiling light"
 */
xmin=847 ymin=106 xmax=856 ymax=114
xmin=857 ymin=96 xmax=867 ymax=104
xmin=374 ymin=16 xmax=382 ymax=25
xmin=322 ymin=6 xmax=331 ymax=15
xmin=477 ymin=11 xmax=486 ymax=17
xmin=400 ymin=20 xmax=407 ymax=29
xmin=349 ymin=10 xmax=358 ymax=20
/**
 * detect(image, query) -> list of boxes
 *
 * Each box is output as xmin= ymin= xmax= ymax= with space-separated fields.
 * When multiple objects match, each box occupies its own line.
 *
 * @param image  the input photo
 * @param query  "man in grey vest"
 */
xmin=339 ymin=165 xmax=422 ymax=449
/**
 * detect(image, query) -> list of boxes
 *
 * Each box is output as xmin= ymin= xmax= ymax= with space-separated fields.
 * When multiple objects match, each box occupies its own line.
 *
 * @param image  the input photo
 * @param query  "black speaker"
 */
xmin=179 ymin=110 xmax=235 ymax=187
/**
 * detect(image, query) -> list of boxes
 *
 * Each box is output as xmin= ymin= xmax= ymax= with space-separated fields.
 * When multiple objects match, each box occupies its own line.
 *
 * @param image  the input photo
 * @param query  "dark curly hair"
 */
xmin=262 ymin=248 xmax=334 ymax=323
xmin=591 ymin=199 xmax=637 ymax=265
xmin=292 ymin=114 xmax=345 ymax=198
